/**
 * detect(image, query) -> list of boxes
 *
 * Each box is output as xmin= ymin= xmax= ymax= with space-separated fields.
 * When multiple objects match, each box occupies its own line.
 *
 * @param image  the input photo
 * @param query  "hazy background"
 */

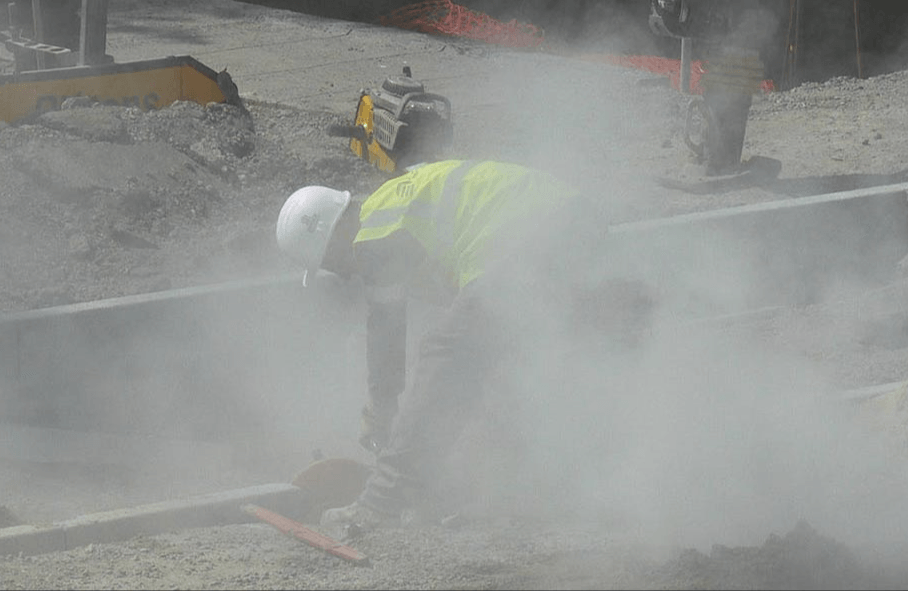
xmin=1 ymin=0 xmax=907 ymax=568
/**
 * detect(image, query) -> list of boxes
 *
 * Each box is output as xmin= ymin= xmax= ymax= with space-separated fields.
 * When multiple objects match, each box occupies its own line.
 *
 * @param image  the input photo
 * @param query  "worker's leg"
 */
xmin=356 ymin=282 xmax=502 ymax=517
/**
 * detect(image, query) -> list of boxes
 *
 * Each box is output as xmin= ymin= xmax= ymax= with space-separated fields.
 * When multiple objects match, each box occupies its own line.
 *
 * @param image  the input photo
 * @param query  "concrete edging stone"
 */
xmin=0 ymin=482 xmax=307 ymax=557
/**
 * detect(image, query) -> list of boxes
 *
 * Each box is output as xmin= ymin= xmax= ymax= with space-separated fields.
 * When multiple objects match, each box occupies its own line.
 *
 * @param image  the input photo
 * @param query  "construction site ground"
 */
xmin=2 ymin=0 xmax=908 ymax=588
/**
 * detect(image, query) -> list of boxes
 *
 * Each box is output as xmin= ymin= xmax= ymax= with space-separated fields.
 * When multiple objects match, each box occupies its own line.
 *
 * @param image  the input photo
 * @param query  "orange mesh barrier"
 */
xmin=380 ymin=0 xmax=544 ymax=48
xmin=381 ymin=2 xmax=775 ymax=93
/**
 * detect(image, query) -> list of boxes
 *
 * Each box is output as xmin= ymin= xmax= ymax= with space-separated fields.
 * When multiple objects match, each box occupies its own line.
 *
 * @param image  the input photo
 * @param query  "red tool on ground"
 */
xmin=242 ymin=504 xmax=370 ymax=567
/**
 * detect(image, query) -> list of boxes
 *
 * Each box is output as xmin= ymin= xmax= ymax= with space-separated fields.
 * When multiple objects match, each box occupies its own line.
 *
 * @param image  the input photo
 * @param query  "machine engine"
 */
xmin=329 ymin=67 xmax=453 ymax=174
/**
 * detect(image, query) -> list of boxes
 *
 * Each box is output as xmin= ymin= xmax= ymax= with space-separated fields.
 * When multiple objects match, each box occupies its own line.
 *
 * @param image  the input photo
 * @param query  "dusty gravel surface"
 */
xmin=0 ymin=97 xmax=386 ymax=311
xmin=2 ymin=1 xmax=908 ymax=589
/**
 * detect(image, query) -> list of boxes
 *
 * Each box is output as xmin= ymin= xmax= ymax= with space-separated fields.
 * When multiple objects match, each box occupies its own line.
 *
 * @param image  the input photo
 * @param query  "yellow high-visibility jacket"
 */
xmin=355 ymin=159 xmax=580 ymax=295
xmin=353 ymin=160 xmax=581 ymax=408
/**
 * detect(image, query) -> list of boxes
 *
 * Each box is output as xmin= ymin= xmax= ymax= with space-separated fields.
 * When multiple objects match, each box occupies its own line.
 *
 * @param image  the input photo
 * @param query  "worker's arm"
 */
xmin=354 ymin=231 xmax=424 ymax=452
xmin=358 ymin=284 xmax=407 ymax=453
xmin=364 ymin=285 xmax=407 ymax=410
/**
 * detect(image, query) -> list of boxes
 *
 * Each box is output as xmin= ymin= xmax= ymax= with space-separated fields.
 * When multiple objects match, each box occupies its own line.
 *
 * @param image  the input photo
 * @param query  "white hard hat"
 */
xmin=276 ymin=186 xmax=351 ymax=282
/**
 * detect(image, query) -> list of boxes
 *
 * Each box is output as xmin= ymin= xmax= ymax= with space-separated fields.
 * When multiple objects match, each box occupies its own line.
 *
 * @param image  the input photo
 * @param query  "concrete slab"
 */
xmin=0 ymin=270 xmax=363 ymax=443
xmin=3 ymin=182 xmax=906 ymax=447
xmin=0 ymin=483 xmax=308 ymax=557
xmin=606 ymin=182 xmax=908 ymax=314
xmin=0 ymin=525 xmax=66 ymax=557
xmin=0 ymin=423 xmax=234 ymax=468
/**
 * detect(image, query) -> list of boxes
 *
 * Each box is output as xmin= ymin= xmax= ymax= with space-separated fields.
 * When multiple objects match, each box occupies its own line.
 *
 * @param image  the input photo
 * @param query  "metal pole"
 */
xmin=680 ymin=37 xmax=692 ymax=93
xmin=782 ymin=0 xmax=796 ymax=88
xmin=79 ymin=0 xmax=109 ymax=66
xmin=8 ymin=2 xmax=19 ymax=40
xmin=853 ymin=0 xmax=863 ymax=78
xmin=793 ymin=0 xmax=801 ymax=85
xmin=31 ymin=0 xmax=44 ymax=69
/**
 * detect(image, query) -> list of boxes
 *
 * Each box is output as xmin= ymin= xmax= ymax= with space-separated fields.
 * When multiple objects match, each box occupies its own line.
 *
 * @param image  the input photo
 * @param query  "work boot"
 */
xmin=320 ymin=501 xmax=401 ymax=537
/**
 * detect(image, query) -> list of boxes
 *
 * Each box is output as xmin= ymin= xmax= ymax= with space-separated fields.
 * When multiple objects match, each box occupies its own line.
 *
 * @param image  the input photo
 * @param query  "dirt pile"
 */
xmin=0 ymin=98 xmax=386 ymax=313
xmin=655 ymin=521 xmax=873 ymax=590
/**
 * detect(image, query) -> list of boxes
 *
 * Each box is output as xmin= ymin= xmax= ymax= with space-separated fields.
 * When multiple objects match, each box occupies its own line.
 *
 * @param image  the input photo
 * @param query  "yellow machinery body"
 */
xmin=0 ymin=55 xmax=228 ymax=123
xmin=349 ymin=93 xmax=397 ymax=174
xmin=332 ymin=69 xmax=453 ymax=174
xmin=1 ymin=1 xmax=233 ymax=124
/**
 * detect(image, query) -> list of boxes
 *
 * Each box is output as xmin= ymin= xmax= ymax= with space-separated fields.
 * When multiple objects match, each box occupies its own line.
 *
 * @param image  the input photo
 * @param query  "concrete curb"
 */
xmin=0 ymin=482 xmax=307 ymax=557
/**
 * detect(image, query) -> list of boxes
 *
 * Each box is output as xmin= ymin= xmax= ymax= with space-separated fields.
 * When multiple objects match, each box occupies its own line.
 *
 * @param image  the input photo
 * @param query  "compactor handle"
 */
xmin=327 ymin=124 xmax=367 ymax=141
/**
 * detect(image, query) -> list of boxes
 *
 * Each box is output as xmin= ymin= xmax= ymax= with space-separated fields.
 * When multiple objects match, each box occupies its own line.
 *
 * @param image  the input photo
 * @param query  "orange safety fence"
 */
xmin=380 ymin=1 xmax=776 ymax=94
xmin=380 ymin=0 xmax=544 ymax=49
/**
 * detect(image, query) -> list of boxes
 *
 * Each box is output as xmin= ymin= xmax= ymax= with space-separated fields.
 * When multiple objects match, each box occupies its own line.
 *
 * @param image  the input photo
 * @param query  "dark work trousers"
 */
xmin=356 ymin=202 xmax=609 ymax=517
xmin=357 ymin=277 xmax=505 ymax=516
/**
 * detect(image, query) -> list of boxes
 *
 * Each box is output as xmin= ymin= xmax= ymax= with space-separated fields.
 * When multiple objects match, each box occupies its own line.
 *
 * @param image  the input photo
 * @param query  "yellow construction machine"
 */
xmin=0 ymin=0 xmax=234 ymax=123
xmin=328 ymin=66 xmax=453 ymax=174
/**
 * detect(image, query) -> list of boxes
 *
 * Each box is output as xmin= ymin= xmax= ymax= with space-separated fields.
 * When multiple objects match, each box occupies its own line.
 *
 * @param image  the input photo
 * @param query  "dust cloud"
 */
xmin=7 ymin=0 xmax=908 ymax=568
xmin=139 ymin=5 xmax=908 ymax=566
xmin=441 ymin=35 xmax=908 ymax=559
xmin=466 ymin=204 xmax=908 ymax=561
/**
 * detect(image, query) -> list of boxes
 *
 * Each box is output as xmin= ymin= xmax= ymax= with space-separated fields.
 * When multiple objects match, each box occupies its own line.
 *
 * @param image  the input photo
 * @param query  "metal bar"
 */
xmin=680 ymin=37 xmax=692 ymax=94
xmin=31 ymin=0 xmax=44 ymax=69
xmin=79 ymin=0 xmax=110 ymax=66
xmin=242 ymin=504 xmax=370 ymax=566
xmin=853 ymin=0 xmax=863 ymax=79
xmin=793 ymin=0 xmax=801 ymax=85
xmin=7 ymin=2 xmax=20 ymax=40
xmin=781 ymin=0 xmax=794 ymax=88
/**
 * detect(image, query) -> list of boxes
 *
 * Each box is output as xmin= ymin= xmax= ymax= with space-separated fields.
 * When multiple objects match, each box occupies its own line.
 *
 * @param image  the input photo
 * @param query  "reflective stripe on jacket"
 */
xmin=355 ymin=160 xmax=578 ymax=292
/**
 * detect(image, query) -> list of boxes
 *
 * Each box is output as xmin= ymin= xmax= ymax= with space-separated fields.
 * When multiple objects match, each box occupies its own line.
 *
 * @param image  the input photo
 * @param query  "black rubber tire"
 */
xmin=683 ymin=96 xmax=711 ymax=159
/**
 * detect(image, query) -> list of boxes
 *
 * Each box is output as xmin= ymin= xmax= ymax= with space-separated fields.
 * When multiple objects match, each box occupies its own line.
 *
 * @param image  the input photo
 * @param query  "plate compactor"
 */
xmin=328 ymin=67 xmax=453 ymax=174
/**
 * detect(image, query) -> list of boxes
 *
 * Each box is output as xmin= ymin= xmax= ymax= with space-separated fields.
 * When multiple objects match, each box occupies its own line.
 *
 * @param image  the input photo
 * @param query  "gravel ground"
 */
xmin=4 ymin=518 xmax=905 ymax=590
xmin=2 ymin=1 xmax=908 ymax=589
